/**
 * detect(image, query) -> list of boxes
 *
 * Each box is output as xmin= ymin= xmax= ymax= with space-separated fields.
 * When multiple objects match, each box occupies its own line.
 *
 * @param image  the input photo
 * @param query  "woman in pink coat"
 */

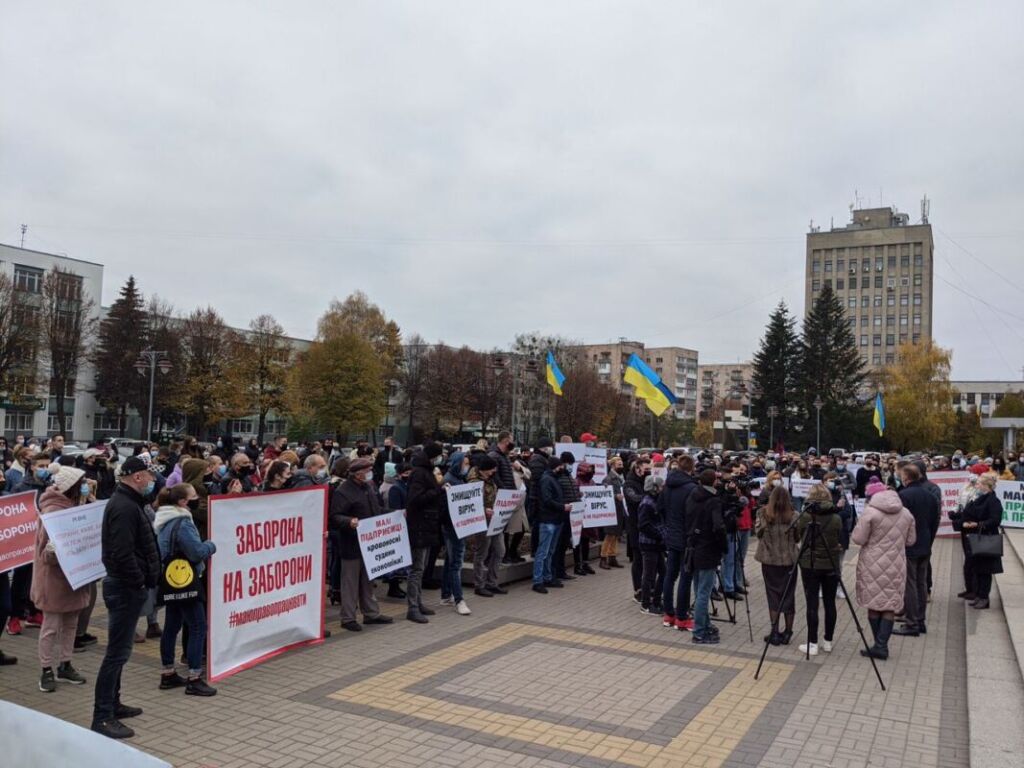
xmin=851 ymin=480 xmax=916 ymax=660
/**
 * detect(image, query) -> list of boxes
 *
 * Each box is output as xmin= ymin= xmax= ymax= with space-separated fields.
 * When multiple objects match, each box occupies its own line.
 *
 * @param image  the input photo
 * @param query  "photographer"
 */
xmin=719 ymin=473 xmax=751 ymax=601
xmin=796 ymin=484 xmax=843 ymax=656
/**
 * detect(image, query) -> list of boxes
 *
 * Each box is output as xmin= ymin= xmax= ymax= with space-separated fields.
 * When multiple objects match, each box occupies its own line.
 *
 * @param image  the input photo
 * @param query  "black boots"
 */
xmin=861 ymin=617 xmax=892 ymax=660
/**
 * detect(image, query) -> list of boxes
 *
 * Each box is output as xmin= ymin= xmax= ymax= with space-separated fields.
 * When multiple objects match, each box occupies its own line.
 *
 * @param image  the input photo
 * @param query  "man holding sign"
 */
xmin=468 ymin=457 xmax=507 ymax=598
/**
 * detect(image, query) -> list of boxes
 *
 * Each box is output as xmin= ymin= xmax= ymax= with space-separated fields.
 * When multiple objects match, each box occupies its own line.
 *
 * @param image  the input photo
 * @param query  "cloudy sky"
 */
xmin=2 ymin=2 xmax=1022 ymax=379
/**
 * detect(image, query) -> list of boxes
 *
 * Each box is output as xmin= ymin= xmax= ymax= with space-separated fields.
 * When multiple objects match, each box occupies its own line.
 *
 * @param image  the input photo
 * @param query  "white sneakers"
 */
xmin=798 ymin=640 xmax=832 ymax=656
xmin=455 ymin=600 xmax=471 ymax=616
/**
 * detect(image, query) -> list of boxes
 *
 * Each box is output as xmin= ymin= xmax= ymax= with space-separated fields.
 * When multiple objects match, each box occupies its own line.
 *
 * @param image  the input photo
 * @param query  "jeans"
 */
xmin=800 ymin=568 xmax=838 ymax=644
xmin=533 ymin=523 xmax=562 ymax=585
xmin=442 ymin=528 xmax=466 ymax=602
xmin=722 ymin=530 xmax=750 ymax=592
xmin=407 ymin=547 xmax=431 ymax=612
xmin=693 ymin=569 xmax=717 ymax=638
xmin=161 ymin=599 xmax=206 ymax=675
xmin=640 ymin=550 xmax=665 ymax=608
xmin=662 ymin=548 xmax=692 ymax=620
xmin=93 ymin=578 xmax=148 ymax=724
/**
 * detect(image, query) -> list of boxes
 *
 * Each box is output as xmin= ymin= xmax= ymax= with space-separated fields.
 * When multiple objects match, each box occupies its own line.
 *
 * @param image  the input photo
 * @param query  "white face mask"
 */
xmin=771 ymin=479 xmax=782 ymax=487
xmin=363 ymin=471 xmax=374 ymax=484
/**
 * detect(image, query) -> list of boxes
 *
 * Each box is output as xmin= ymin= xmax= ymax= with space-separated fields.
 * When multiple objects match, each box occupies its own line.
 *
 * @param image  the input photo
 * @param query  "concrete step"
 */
xmin=965 ymin=529 xmax=1024 ymax=768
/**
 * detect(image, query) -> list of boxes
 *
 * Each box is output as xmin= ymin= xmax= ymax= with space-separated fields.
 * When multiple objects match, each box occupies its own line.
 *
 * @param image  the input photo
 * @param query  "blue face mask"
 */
xmin=35 ymin=468 xmax=50 ymax=481
xmin=217 ymin=465 xmax=228 ymax=477
xmin=143 ymin=481 xmax=155 ymax=497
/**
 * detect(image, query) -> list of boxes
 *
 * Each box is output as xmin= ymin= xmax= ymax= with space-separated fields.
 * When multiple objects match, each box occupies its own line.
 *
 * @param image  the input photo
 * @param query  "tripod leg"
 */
xmin=735 ymin=531 xmax=753 ymax=642
xmin=820 ymin=534 xmax=887 ymax=691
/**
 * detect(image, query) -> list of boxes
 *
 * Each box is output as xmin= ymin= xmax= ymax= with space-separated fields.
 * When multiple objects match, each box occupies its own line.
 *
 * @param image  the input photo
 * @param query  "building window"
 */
xmin=824 ymin=261 xmax=832 ymax=273
xmin=837 ymin=258 xmax=845 ymax=271
xmin=849 ymin=276 xmax=857 ymax=289
xmin=872 ymin=353 xmax=881 ymax=365
xmin=860 ymin=335 xmax=868 ymax=347
xmin=900 ymin=294 xmax=909 ymax=306
xmin=228 ymin=419 xmax=254 ymax=434
xmin=824 ymin=278 xmax=832 ymax=289
xmin=655 ymin=357 xmax=663 ymax=364
xmin=836 ymin=278 xmax=845 ymax=290
xmin=886 ymin=333 xmax=895 ymax=345
xmin=875 ymin=257 xmax=884 ymax=272
xmin=861 ymin=295 xmax=869 ymax=308
xmin=901 ymin=255 xmax=910 ymax=268
xmin=872 ymin=334 xmax=881 ymax=346
xmin=873 ymin=316 xmax=882 ymax=326
xmin=860 ymin=315 xmax=869 ymax=327
xmin=848 ymin=297 xmax=856 ymax=308
xmin=93 ymin=413 xmax=126 ymax=432
xmin=888 ymin=255 xmax=896 ymax=269
xmin=913 ymin=293 xmax=922 ymax=305
xmin=886 ymin=277 xmax=895 ymax=288
xmin=13 ymin=265 xmax=44 ymax=294
xmin=847 ymin=317 xmax=856 ymax=328
xmin=900 ymin=333 xmax=908 ymax=344
xmin=873 ymin=295 xmax=882 ymax=307
xmin=900 ymin=314 xmax=909 ymax=326
xmin=4 ymin=411 xmax=35 ymax=431
xmin=886 ymin=315 xmax=895 ymax=327
xmin=862 ymin=259 xmax=870 ymax=273
xmin=812 ymin=279 xmax=820 ymax=292
xmin=886 ymin=353 xmax=895 ymax=364
xmin=913 ymin=314 xmax=921 ymax=325
xmin=912 ymin=333 xmax=921 ymax=344
xmin=913 ymin=273 xmax=922 ymax=286
xmin=812 ymin=260 xmax=820 ymax=273
xmin=874 ymin=275 xmax=883 ymax=288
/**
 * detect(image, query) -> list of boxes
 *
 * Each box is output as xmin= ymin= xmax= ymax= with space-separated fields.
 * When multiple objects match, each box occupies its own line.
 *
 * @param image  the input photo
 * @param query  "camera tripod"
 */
xmin=708 ymin=529 xmax=754 ymax=642
xmin=753 ymin=517 xmax=885 ymax=691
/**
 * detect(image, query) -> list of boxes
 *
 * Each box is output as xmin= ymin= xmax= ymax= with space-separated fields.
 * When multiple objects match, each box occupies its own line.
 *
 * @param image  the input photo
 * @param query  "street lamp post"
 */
xmin=135 ymin=350 xmax=171 ymax=441
xmin=767 ymin=405 xmax=779 ymax=451
xmin=813 ymin=396 xmax=824 ymax=455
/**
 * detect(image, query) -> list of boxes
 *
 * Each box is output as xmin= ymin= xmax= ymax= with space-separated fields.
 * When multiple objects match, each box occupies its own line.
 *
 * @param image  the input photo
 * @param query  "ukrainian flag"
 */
xmin=873 ymin=392 xmax=886 ymax=437
xmin=546 ymin=351 xmax=566 ymax=396
xmin=623 ymin=353 xmax=677 ymax=416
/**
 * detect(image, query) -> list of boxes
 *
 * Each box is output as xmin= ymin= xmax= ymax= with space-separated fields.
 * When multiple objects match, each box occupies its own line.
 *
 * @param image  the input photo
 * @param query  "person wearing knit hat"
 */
xmin=404 ymin=443 xmax=446 ymax=623
xmin=32 ymin=466 xmax=94 ymax=694
xmin=865 ymin=479 xmax=887 ymax=498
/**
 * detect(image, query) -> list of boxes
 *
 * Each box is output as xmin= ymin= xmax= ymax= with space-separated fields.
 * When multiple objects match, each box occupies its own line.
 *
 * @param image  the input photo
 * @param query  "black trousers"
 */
xmin=640 ymin=550 xmax=665 ymax=608
xmin=800 ymin=568 xmax=838 ymax=644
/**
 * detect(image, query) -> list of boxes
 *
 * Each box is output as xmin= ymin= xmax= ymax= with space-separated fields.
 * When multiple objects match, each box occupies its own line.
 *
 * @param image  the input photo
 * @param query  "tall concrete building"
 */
xmin=805 ymin=203 xmax=934 ymax=369
xmin=575 ymin=340 xmax=699 ymax=420
xmin=697 ymin=362 xmax=753 ymax=419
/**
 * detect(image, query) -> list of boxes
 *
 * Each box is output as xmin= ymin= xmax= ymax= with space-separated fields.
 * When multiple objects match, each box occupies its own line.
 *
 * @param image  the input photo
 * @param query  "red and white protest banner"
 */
xmin=358 ymin=510 xmax=413 ymax=579
xmin=581 ymin=486 xmax=617 ymax=528
xmin=39 ymin=500 xmax=106 ymax=589
xmin=207 ymin=487 xmax=327 ymax=682
xmin=569 ymin=502 xmax=585 ymax=547
xmin=446 ymin=481 xmax=488 ymax=539
xmin=1 ymin=491 xmax=40 ymax=575
xmin=486 ymin=489 xmax=527 ymax=536
xmin=930 ymin=471 xmax=971 ymax=538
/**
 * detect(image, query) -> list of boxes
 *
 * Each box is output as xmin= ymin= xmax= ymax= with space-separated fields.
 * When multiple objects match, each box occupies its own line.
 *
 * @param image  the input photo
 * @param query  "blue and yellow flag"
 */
xmin=623 ymin=353 xmax=677 ymax=416
xmin=873 ymin=393 xmax=886 ymax=437
xmin=546 ymin=351 xmax=566 ymax=396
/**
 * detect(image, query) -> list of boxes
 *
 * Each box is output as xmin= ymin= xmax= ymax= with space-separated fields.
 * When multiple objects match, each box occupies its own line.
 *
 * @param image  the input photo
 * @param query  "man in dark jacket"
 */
xmin=92 ymin=457 xmax=161 ymax=740
xmin=405 ymin=443 xmax=445 ymax=623
xmin=526 ymin=439 xmax=552 ymax=556
xmin=329 ymin=458 xmax=395 ymax=632
xmin=661 ymin=455 xmax=698 ymax=629
xmin=855 ymin=456 xmax=883 ymax=498
xmin=373 ymin=437 xmax=403 ymax=485
xmin=893 ymin=464 xmax=941 ymax=637
xmin=623 ymin=457 xmax=651 ymax=598
xmin=219 ymin=452 xmax=256 ymax=494
xmin=290 ymin=453 xmax=328 ymax=489
xmin=686 ymin=469 xmax=728 ymax=645
xmin=533 ymin=455 xmax=572 ymax=593
xmin=488 ymin=431 xmax=517 ymax=491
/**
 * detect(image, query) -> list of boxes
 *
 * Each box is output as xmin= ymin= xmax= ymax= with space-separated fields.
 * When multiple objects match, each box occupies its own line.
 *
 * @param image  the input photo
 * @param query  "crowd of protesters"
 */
xmin=0 ymin=430 xmax=1017 ymax=739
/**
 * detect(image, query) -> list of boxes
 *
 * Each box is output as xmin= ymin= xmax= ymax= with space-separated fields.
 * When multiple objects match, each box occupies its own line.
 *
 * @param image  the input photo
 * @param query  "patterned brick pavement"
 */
xmin=0 ymin=539 xmax=968 ymax=768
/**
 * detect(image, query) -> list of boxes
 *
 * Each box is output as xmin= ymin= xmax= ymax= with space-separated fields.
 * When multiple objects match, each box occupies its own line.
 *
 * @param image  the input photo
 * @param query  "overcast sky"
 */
xmin=2 ymin=2 xmax=1022 ymax=380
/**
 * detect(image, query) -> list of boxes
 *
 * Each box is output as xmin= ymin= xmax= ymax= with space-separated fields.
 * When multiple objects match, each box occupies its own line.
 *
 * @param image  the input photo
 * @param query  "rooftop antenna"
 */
xmin=20 ymin=224 xmax=27 ymax=247
xmin=921 ymin=194 xmax=930 ymax=224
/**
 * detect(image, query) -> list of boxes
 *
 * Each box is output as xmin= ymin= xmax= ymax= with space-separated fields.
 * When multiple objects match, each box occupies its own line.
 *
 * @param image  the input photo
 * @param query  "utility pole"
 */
xmin=20 ymin=224 xmax=27 ymax=247
xmin=135 ymin=350 xmax=171 ymax=440
xmin=767 ymin=405 xmax=779 ymax=451
xmin=813 ymin=396 xmax=825 ymax=455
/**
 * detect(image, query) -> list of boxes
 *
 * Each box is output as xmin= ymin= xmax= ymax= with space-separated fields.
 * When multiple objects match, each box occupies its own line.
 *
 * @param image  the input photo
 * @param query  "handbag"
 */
xmin=157 ymin=517 xmax=201 ymax=605
xmin=966 ymin=530 xmax=1003 ymax=558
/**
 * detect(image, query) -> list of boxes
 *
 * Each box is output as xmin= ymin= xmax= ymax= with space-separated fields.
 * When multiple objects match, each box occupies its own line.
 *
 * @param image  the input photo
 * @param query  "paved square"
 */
xmin=0 ymin=539 xmax=970 ymax=768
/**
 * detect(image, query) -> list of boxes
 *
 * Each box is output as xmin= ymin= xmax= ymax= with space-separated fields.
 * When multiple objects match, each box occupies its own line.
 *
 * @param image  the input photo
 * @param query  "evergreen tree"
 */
xmin=796 ymin=283 xmax=866 ymax=450
xmin=92 ymin=276 xmax=148 ymax=436
xmin=751 ymin=301 xmax=800 ymax=450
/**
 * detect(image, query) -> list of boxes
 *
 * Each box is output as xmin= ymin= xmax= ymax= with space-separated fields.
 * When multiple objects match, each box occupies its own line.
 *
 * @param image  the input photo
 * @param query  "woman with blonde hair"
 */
xmin=961 ymin=472 xmax=1005 ymax=609
xmin=755 ymin=485 xmax=799 ymax=645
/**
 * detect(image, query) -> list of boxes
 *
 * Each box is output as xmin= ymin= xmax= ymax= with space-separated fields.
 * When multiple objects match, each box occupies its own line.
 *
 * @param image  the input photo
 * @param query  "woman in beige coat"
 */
xmin=31 ymin=466 xmax=96 ymax=692
xmin=851 ymin=480 xmax=915 ymax=660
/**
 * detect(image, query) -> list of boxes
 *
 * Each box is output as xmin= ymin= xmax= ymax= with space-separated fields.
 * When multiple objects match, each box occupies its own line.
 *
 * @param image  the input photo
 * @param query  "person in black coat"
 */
xmin=555 ymin=453 xmax=581 ymax=580
xmin=961 ymin=473 xmax=1004 ymax=609
xmin=488 ymin=432 xmax=517 ymax=491
xmin=893 ymin=464 xmax=941 ymax=636
xmin=373 ymin=438 xmax=403 ymax=485
xmin=91 ymin=457 xmax=162 ymax=740
xmin=661 ymin=455 xmax=698 ymax=628
xmin=404 ymin=443 xmax=445 ymax=623
xmin=623 ymin=457 xmax=651 ymax=597
xmin=526 ymin=440 xmax=552 ymax=556
xmin=329 ymin=459 xmax=394 ymax=632
xmin=532 ymin=456 xmax=571 ymax=593
xmin=686 ymin=470 xmax=728 ymax=645
xmin=855 ymin=457 xmax=883 ymax=498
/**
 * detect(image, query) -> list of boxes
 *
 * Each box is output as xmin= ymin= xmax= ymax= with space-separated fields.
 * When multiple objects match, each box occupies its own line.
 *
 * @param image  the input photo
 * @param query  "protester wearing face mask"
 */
xmin=405 ymin=442 xmax=446 ymax=623
xmin=960 ymin=473 xmax=1005 ymax=609
xmin=91 ymin=456 xmax=161 ymax=740
xmin=855 ymin=456 xmax=883 ymax=499
xmin=219 ymin=453 xmax=255 ymax=494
